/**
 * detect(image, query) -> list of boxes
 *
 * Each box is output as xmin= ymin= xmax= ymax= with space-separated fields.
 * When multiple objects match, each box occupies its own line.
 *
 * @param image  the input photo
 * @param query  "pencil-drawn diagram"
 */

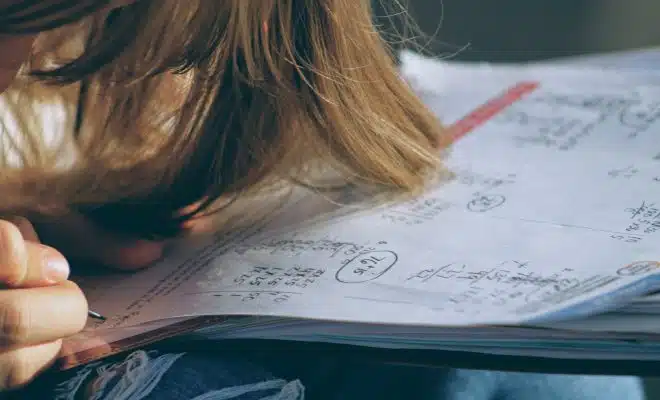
xmin=467 ymin=194 xmax=506 ymax=213
xmin=619 ymin=101 xmax=660 ymax=136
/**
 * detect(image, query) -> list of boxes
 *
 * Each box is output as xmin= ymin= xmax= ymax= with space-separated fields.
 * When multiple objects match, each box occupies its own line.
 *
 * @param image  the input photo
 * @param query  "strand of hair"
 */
xmin=0 ymin=0 xmax=109 ymax=34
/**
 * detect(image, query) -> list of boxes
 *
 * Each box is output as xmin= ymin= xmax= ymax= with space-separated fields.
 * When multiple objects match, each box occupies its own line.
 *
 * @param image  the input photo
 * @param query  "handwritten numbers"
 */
xmin=380 ymin=197 xmax=450 ymax=225
xmin=216 ymin=291 xmax=294 ymax=304
xmin=608 ymin=165 xmax=639 ymax=179
xmin=618 ymin=201 xmax=660 ymax=243
xmin=233 ymin=265 xmax=325 ymax=290
xmin=336 ymin=251 xmax=398 ymax=283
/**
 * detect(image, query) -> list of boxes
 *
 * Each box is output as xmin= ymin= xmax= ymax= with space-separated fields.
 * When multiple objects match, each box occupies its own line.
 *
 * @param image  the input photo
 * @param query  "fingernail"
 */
xmin=41 ymin=246 xmax=70 ymax=283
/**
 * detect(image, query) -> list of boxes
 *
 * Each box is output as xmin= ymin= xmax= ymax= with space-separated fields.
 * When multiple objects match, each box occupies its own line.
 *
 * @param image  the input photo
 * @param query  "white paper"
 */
xmin=75 ymin=54 xmax=660 ymax=338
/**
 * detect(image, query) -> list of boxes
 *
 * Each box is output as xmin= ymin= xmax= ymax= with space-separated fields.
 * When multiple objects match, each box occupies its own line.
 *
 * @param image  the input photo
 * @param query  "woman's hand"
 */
xmin=0 ymin=213 xmax=172 ymax=391
xmin=0 ymin=217 xmax=87 ymax=390
xmin=0 ymin=205 xmax=210 ymax=390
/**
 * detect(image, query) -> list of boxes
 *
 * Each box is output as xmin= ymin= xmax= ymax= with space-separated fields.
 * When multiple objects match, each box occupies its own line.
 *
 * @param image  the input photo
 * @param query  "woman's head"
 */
xmin=1 ymin=0 xmax=448 ymax=239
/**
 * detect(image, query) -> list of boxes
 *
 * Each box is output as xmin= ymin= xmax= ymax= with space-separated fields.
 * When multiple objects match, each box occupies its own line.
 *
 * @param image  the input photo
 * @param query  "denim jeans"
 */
xmin=19 ymin=348 xmax=645 ymax=400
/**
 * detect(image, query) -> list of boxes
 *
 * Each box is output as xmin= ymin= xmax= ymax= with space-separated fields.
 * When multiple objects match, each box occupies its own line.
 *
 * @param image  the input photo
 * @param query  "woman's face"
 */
xmin=0 ymin=0 xmax=136 ymax=92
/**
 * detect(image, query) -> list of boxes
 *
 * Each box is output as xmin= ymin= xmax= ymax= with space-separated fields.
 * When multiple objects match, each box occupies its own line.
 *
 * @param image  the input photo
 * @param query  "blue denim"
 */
xmin=21 ymin=349 xmax=645 ymax=399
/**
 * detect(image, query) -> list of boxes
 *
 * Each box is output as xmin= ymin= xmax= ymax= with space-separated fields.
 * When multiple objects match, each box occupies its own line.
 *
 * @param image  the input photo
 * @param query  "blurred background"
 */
xmin=373 ymin=1 xmax=660 ymax=397
xmin=374 ymin=0 xmax=660 ymax=62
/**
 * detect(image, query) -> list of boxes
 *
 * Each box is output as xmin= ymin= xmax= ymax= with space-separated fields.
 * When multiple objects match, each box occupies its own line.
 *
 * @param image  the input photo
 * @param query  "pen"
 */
xmin=88 ymin=310 xmax=106 ymax=321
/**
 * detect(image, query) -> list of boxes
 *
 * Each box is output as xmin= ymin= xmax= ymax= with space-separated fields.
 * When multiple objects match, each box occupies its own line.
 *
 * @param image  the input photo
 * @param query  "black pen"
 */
xmin=88 ymin=310 xmax=106 ymax=321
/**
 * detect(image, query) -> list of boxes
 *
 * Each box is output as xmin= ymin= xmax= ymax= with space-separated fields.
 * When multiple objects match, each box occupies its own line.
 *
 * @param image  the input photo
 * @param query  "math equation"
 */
xmin=494 ymin=88 xmax=660 ymax=152
xmin=233 ymin=265 xmax=327 ymax=289
xmin=613 ymin=200 xmax=660 ymax=244
xmin=336 ymin=250 xmax=398 ymax=283
xmin=379 ymin=197 xmax=451 ymax=226
xmin=403 ymin=260 xmax=596 ymax=314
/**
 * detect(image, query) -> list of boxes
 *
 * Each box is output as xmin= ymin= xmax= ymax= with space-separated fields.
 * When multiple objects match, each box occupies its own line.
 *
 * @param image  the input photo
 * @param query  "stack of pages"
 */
xmin=61 ymin=50 xmax=660 ymax=369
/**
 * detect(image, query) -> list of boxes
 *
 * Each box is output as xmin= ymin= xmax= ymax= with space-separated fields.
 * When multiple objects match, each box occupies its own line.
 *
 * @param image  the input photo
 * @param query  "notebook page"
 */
xmin=75 ymin=61 xmax=660 ymax=334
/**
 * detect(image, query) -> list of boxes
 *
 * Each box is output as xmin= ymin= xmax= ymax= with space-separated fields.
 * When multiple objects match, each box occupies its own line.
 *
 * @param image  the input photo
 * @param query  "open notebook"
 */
xmin=59 ymin=51 xmax=660 ymax=370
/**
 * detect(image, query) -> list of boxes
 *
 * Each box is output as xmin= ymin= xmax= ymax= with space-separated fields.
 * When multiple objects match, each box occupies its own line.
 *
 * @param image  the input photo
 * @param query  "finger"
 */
xmin=21 ymin=241 xmax=69 ymax=288
xmin=0 ymin=340 xmax=62 ymax=391
xmin=0 ymin=220 xmax=69 ymax=288
xmin=0 ymin=220 xmax=27 ymax=287
xmin=6 ymin=217 xmax=39 ymax=242
xmin=0 ymin=281 xmax=87 ymax=346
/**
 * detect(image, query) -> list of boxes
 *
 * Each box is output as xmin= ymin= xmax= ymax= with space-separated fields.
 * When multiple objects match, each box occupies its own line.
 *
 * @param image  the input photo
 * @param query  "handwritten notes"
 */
xmin=336 ymin=251 xmax=398 ymax=283
xmin=617 ymin=201 xmax=660 ymax=243
xmin=493 ymin=89 xmax=660 ymax=152
xmin=380 ymin=197 xmax=450 ymax=225
xmin=77 ymin=61 xmax=660 ymax=332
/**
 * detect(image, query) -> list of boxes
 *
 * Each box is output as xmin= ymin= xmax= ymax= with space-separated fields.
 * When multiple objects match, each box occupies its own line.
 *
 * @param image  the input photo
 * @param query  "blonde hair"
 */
xmin=0 ymin=0 xmax=447 ymax=239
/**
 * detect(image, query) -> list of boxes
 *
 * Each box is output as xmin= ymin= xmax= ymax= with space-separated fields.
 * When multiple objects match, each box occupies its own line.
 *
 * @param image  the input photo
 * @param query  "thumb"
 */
xmin=0 ymin=220 xmax=70 ymax=289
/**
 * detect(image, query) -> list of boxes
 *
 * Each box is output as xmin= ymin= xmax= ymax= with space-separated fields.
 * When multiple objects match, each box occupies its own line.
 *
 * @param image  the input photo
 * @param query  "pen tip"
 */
xmin=88 ymin=310 xmax=106 ymax=321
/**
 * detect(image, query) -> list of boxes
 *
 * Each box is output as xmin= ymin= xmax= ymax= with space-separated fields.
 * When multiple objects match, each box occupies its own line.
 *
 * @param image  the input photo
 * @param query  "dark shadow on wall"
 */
xmin=373 ymin=0 xmax=660 ymax=62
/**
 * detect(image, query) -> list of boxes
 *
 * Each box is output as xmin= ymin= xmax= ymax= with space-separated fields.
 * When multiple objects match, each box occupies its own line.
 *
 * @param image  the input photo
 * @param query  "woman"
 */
xmin=0 ymin=0 xmax=646 ymax=398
